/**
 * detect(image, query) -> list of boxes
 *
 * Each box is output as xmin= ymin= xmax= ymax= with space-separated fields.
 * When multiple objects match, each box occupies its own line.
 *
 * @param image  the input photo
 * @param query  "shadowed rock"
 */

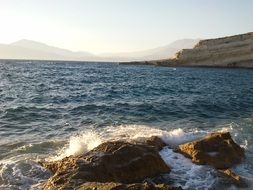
xmin=218 ymin=169 xmax=248 ymax=188
xmin=143 ymin=136 xmax=166 ymax=151
xmin=41 ymin=139 xmax=170 ymax=190
xmin=177 ymin=132 xmax=245 ymax=169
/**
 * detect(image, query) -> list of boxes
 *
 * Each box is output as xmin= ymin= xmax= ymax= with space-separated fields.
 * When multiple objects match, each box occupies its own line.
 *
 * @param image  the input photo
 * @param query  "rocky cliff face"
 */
xmin=175 ymin=32 xmax=253 ymax=67
xmin=126 ymin=32 xmax=253 ymax=68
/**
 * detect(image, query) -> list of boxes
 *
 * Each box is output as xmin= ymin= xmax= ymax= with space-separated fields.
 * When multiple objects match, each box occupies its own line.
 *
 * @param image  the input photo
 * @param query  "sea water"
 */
xmin=0 ymin=61 xmax=253 ymax=189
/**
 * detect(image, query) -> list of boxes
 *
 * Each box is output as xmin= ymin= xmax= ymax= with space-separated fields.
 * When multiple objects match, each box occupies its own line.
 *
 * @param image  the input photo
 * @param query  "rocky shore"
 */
xmin=39 ymin=132 xmax=247 ymax=189
xmin=120 ymin=32 xmax=253 ymax=68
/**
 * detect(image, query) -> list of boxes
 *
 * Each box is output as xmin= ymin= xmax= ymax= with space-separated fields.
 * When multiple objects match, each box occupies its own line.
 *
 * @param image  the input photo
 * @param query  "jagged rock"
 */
xmin=41 ymin=139 xmax=170 ymax=190
xmin=77 ymin=182 xmax=182 ymax=190
xmin=218 ymin=169 xmax=248 ymax=188
xmin=143 ymin=136 xmax=166 ymax=151
xmin=177 ymin=132 xmax=245 ymax=169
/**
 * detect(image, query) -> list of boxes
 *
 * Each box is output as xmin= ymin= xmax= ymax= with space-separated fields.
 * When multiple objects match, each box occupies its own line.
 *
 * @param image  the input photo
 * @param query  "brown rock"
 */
xmin=77 ymin=182 xmax=182 ymax=190
xmin=218 ymin=169 xmax=248 ymax=188
xmin=177 ymin=132 xmax=245 ymax=169
xmin=143 ymin=136 xmax=166 ymax=151
xmin=41 ymin=140 xmax=170 ymax=190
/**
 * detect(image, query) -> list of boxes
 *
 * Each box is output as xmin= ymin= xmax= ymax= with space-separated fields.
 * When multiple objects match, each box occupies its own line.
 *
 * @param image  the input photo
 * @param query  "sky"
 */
xmin=0 ymin=0 xmax=253 ymax=54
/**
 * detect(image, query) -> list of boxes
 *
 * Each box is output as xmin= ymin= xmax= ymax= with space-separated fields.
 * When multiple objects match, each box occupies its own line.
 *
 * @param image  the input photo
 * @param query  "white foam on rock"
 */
xmin=159 ymin=147 xmax=217 ymax=189
xmin=51 ymin=125 xmax=201 ymax=161
xmin=102 ymin=125 xmax=196 ymax=145
xmin=0 ymin=155 xmax=50 ymax=190
xmin=53 ymin=130 xmax=102 ymax=160
xmin=46 ymin=123 xmax=253 ymax=189
xmin=2 ymin=123 xmax=252 ymax=189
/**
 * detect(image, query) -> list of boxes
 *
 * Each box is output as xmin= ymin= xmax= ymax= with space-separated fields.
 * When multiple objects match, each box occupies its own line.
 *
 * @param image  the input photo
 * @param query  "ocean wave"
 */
xmin=50 ymin=130 xmax=102 ymax=160
xmin=50 ymin=124 xmax=203 ymax=161
xmin=160 ymin=147 xmax=217 ymax=189
xmin=50 ymin=123 xmax=249 ymax=162
xmin=1 ymin=123 xmax=253 ymax=189
xmin=15 ymin=140 xmax=66 ymax=154
xmin=0 ymin=155 xmax=50 ymax=190
xmin=44 ymin=124 xmax=253 ymax=189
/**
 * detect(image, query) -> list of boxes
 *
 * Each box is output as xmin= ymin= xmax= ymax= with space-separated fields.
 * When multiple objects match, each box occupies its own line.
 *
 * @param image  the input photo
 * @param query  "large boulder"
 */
xmin=41 ymin=140 xmax=170 ymax=190
xmin=177 ymin=132 xmax=245 ymax=169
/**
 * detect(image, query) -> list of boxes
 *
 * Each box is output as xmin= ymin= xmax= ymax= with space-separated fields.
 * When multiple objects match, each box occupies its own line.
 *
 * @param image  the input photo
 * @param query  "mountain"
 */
xmin=0 ymin=39 xmax=200 ymax=62
xmin=0 ymin=39 xmax=99 ymax=61
xmin=99 ymin=39 xmax=200 ymax=61
xmin=11 ymin=40 xmax=96 ymax=59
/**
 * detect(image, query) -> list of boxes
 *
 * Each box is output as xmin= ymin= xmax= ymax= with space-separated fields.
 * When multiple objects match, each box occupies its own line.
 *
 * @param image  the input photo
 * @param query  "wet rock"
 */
xmin=218 ymin=169 xmax=248 ymax=188
xmin=177 ymin=132 xmax=245 ymax=169
xmin=41 ymin=140 xmax=170 ymax=190
xmin=143 ymin=136 xmax=166 ymax=151
xmin=77 ymin=182 xmax=182 ymax=190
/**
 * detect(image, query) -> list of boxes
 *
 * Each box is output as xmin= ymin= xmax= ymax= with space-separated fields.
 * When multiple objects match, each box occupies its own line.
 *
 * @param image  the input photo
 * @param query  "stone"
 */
xmin=41 ymin=140 xmax=170 ymax=190
xmin=218 ymin=169 xmax=248 ymax=188
xmin=143 ymin=136 xmax=166 ymax=151
xmin=177 ymin=132 xmax=245 ymax=169
xmin=77 ymin=182 xmax=182 ymax=190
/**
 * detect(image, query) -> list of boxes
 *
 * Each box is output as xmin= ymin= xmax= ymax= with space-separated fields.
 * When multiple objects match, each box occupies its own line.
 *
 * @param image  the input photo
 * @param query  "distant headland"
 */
xmin=120 ymin=32 xmax=253 ymax=68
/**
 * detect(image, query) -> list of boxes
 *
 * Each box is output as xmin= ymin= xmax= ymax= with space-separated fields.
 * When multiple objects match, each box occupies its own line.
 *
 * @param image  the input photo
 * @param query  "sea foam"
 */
xmin=51 ymin=124 xmax=201 ymax=161
xmin=51 ymin=130 xmax=102 ymax=160
xmin=160 ymin=147 xmax=217 ymax=189
xmin=49 ymin=125 xmax=219 ymax=189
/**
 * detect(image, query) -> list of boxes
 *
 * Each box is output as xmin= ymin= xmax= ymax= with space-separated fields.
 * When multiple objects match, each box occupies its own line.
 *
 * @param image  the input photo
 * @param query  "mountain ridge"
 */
xmin=0 ymin=39 xmax=199 ymax=62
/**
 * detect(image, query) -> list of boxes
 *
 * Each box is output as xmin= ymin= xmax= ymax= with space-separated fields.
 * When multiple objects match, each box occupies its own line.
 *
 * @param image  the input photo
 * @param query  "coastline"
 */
xmin=119 ymin=60 xmax=253 ymax=69
xmin=120 ymin=32 xmax=253 ymax=69
xmin=39 ymin=131 xmax=247 ymax=190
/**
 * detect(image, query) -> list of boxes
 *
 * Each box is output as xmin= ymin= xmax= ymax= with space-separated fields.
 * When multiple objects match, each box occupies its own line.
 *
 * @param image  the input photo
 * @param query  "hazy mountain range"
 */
xmin=0 ymin=39 xmax=199 ymax=62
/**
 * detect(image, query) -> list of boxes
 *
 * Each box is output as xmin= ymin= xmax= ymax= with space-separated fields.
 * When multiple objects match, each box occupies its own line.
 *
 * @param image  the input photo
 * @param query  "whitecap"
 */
xmin=50 ymin=130 xmax=102 ymax=161
xmin=159 ymin=147 xmax=217 ymax=189
xmin=50 ymin=124 xmax=202 ymax=161
xmin=0 ymin=155 xmax=50 ymax=190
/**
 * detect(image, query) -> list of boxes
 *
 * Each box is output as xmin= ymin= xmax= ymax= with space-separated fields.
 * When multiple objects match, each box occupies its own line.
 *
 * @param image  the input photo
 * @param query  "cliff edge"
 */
xmin=121 ymin=32 xmax=253 ymax=68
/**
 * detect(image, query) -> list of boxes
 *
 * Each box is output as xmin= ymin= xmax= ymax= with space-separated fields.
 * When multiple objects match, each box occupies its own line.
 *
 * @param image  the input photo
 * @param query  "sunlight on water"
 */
xmin=1 ymin=61 xmax=253 ymax=189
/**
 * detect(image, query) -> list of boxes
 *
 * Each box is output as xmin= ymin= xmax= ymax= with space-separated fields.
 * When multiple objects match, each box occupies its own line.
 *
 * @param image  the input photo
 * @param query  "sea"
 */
xmin=0 ymin=61 xmax=253 ymax=190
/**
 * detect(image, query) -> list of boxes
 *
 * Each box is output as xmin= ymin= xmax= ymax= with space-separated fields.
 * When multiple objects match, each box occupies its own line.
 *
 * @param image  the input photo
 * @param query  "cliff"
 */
xmin=121 ymin=32 xmax=253 ymax=68
xmin=175 ymin=32 xmax=253 ymax=67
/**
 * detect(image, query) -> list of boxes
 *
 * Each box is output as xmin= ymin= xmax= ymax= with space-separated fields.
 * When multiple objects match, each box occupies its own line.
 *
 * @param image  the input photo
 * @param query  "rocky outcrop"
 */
xmin=40 ymin=133 xmax=248 ymax=189
xmin=77 ymin=182 xmax=182 ymax=190
xmin=143 ymin=136 xmax=166 ymax=151
xmin=177 ymin=132 xmax=245 ymax=169
xmin=40 ymin=140 xmax=171 ymax=190
xmin=125 ymin=32 xmax=253 ymax=68
xmin=218 ymin=169 xmax=248 ymax=188
xmin=175 ymin=32 xmax=253 ymax=67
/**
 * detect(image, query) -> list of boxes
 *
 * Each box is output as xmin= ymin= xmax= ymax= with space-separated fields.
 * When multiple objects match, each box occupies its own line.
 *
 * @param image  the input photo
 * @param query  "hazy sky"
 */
xmin=0 ymin=0 xmax=252 ymax=53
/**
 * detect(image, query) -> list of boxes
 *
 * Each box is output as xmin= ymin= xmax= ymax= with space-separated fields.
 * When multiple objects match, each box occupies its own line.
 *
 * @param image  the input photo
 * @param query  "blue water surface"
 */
xmin=0 ymin=61 xmax=253 ymax=189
